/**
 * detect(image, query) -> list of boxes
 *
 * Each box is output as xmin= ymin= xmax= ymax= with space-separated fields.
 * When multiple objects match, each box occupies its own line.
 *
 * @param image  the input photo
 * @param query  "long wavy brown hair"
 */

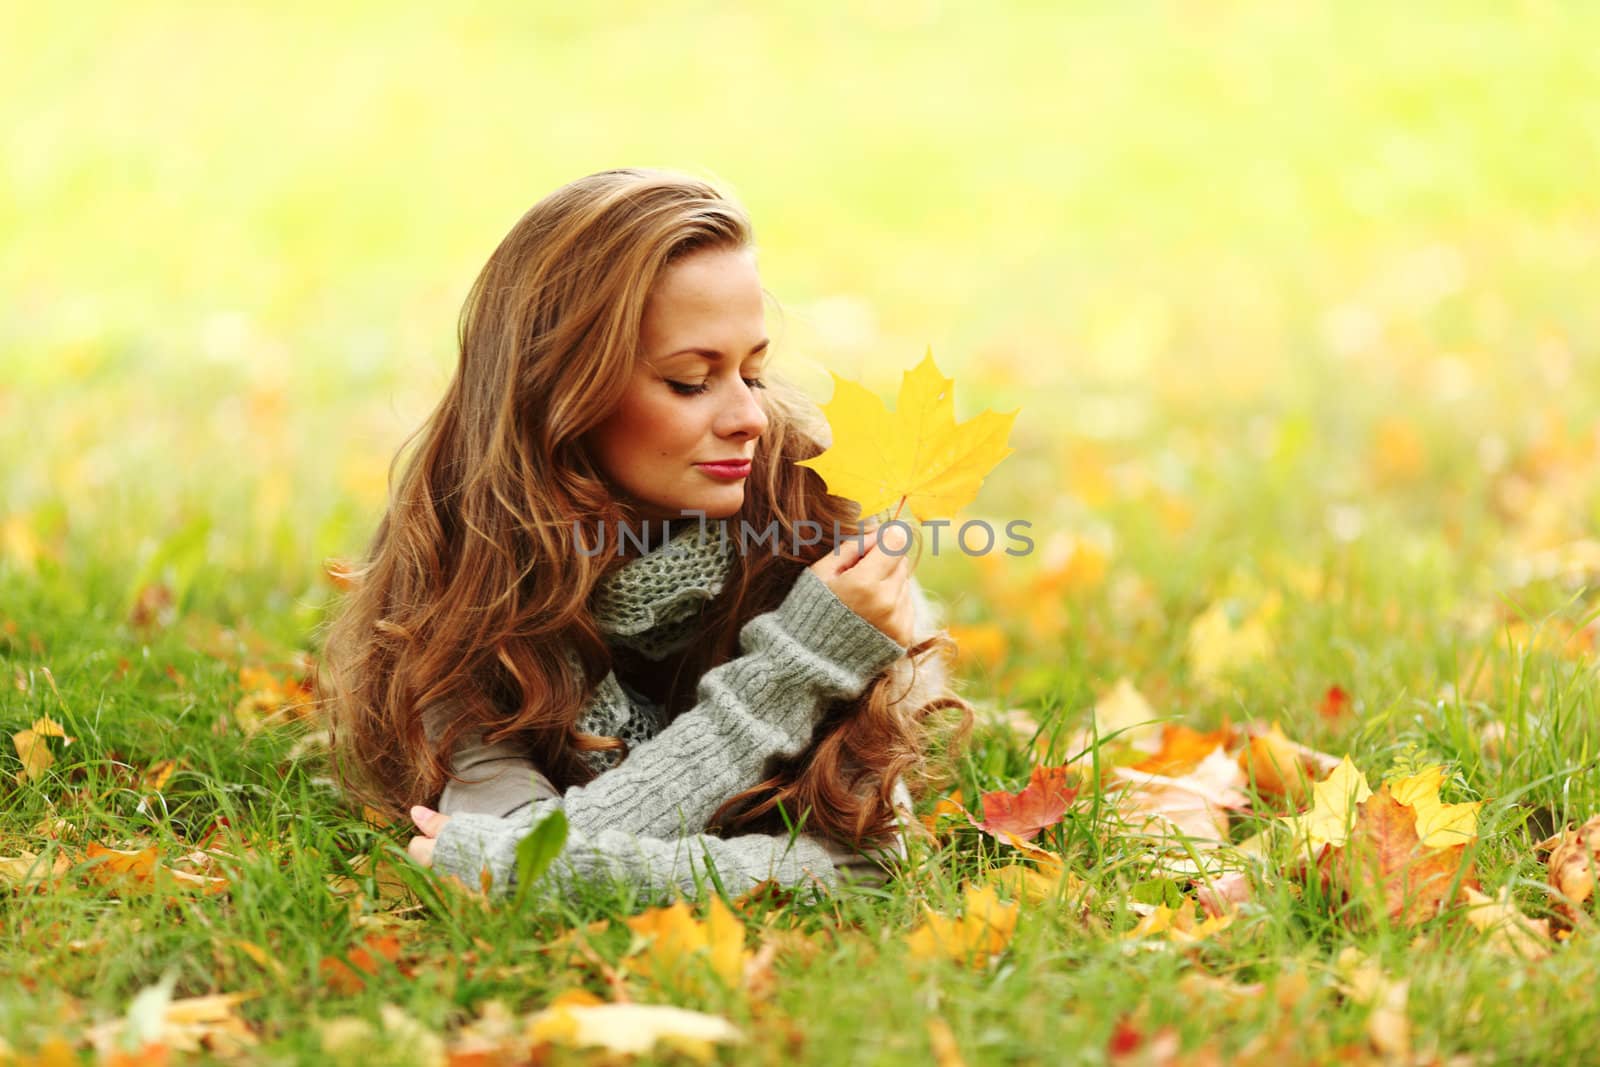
xmin=314 ymin=167 xmax=972 ymax=846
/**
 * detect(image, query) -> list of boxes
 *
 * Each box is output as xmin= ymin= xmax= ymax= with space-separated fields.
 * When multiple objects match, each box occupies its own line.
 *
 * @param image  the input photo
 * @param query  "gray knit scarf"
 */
xmin=575 ymin=522 xmax=736 ymax=772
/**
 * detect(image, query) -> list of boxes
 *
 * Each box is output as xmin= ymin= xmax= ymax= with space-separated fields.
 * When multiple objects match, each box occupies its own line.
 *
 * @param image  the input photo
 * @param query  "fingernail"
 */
xmin=410 ymin=804 xmax=435 ymax=823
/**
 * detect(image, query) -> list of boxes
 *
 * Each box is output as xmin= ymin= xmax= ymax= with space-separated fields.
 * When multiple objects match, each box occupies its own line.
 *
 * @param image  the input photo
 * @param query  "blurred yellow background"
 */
xmin=4 ymin=2 xmax=1597 ymax=673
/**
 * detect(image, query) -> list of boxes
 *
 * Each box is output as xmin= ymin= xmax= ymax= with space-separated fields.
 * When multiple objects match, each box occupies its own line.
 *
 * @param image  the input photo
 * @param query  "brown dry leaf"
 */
xmin=1544 ymin=813 xmax=1600 ymax=926
xmin=1459 ymin=885 xmax=1553 ymax=959
xmin=906 ymin=883 xmax=1019 ymax=967
xmin=623 ymin=896 xmax=750 ymax=993
xmin=328 ymin=853 xmax=415 ymax=910
xmin=1323 ymin=787 xmax=1476 ymax=926
xmin=971 ymin=764 xmax=1078 ymax=843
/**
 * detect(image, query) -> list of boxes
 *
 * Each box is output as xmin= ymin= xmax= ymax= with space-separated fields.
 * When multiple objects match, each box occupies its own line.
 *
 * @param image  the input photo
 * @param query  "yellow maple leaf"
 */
xmin=1384 ymin=765 xmax=1482 ymax=847
xmin=12 ymin=715 xmax=74 ymax=782
xmin=1286 ymin=756 xmax=1373 ymax=851
xmin=906 ymin=883 xmax=1019 ymax=966
xmin=795 ymin=349 xmax=1019 ymax=521
xmin=623 ymin=896 xmax=749 ymax=991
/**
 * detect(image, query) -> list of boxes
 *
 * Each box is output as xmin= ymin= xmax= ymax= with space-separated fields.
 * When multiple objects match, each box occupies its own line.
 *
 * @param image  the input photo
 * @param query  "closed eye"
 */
xmin=667 ymin=378 xmax=767 ymax=396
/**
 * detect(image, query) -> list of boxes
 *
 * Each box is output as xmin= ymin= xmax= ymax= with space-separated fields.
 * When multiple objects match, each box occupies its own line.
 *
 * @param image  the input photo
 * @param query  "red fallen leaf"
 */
xmin=972 ymin=765 xmax=1078 ymax=843
xmin=1322 ymin=786 xmax=1477 ymax=926
xmin=1107 ymin=1018 xmax=1145 ymax=1057
xmin=1319 ymin=685 xmax=1351 ymax=721
xmin=319 ymin=933 xmax=406 ymax=994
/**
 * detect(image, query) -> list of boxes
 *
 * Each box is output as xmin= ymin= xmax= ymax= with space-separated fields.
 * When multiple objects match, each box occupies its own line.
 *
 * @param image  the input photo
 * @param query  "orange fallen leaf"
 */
xmin=84 ymin=843 xmax=160 ymax=890
xmin=319 ymin=934 xmax=406 ymax=994
xmin=920 ymin=790 xmax=968 ymax=835
xmin=1130 ymin=723 xmax=1236 ymax=777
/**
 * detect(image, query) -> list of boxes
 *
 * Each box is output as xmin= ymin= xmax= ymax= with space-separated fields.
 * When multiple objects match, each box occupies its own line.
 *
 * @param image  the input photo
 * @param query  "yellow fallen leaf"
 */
xmin=907 ymin=883 xmax=1019 ymax=967
xmin=0 ymin=849 xmax=73 ymax=891
xmin=1460 ymin=885 xmax=1553 ymax=959
xmin=1186 ymin=599 xmax=1273 ymax=691
xmin=525 ymin=1002 xmax=741 ymax=1062
xmin=1285 ymin=756 xmax=1373 ymax=852
xmin=1122 ymin=903 xmax=1233 ymax=944
xmin=926 ymin=1016 xmax=967 ymax=1067
xmin=623 ymin=896 xmax=749 ymax=992
xmin=1093 ymin=678 xmax=1162 ymax=753
xmin=1385 ymin=766 xmax=1482 ymax=847
xmin=795 ymin=349 xmax=1019 ymax=522
xmin=12 ymin=716 xmax=74 ymax=781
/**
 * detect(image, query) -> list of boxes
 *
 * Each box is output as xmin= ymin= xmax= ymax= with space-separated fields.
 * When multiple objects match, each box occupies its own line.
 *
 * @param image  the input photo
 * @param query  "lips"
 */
xmin=697 ymin=460 xmax=752 ymax=477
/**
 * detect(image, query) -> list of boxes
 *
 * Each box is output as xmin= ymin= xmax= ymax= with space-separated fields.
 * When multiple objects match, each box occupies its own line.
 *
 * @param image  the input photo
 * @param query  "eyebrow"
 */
xmin=658 ymin=339 xmax=770 ymax=362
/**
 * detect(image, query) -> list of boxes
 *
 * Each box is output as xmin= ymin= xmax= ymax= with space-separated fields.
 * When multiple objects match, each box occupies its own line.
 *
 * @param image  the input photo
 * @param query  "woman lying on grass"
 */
xmin=315 ymin=168 xmax=971 ymax=903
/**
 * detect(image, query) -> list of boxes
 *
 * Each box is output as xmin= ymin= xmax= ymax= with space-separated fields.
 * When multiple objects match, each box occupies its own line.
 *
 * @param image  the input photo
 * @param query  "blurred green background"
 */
xmin=4 ymin=1 xmax=1598 ymax=672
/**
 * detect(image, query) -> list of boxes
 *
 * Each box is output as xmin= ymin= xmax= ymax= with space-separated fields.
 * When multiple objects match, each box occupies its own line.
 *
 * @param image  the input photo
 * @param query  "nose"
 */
xmin=715 ymin=381 xmax=769 ymax=441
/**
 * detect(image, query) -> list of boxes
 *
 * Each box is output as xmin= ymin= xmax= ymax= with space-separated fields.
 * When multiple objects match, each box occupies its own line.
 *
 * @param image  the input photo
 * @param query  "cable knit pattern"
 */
xmin=425 ymin=524 xmax=944 ymax=903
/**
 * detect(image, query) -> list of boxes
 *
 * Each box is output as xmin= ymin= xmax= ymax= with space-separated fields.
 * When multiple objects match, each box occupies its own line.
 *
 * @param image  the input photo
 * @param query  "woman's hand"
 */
xmin=808 ymin=521 xmax=917 ymax=649
xmin=407 ymin=805 xmax=451 ymax=867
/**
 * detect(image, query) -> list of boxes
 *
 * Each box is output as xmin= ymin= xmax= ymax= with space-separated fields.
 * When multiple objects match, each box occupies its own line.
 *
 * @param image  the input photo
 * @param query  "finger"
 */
xmin=407 ymin=835 xmax=436 ymax=867
xmin=410 ymin=804 xmax=450 ymax=838
xmin=816 ymin=524 xmax=877 ymax=576
xmin=858 ymin=524 xmax=914 ymax=578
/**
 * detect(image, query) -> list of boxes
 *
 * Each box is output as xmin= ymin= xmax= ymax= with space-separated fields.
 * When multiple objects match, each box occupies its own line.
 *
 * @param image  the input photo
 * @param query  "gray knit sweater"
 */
xmin=425 ymin=523 xmax=943 ymax=902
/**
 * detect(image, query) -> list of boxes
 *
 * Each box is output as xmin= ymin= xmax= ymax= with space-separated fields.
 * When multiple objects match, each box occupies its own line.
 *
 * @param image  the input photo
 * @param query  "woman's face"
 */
xmin=587 ymin=245 xmax=771 ymax=524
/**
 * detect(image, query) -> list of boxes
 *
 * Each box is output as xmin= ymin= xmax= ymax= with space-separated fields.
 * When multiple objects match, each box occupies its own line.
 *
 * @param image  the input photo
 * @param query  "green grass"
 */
xmin=6 ymin=2 xmax=1600 ymax=1063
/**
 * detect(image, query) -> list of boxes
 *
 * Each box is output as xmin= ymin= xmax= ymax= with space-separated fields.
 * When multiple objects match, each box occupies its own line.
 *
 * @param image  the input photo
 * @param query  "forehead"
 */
xmin=641 ymin=247 xmax=765 ymax=351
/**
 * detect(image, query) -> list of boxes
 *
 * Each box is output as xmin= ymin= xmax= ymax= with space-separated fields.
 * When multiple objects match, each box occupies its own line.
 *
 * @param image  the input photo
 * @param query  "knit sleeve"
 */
xmin=435 ymin=566 xmax=909 ymax=838
xmin=430 ymin=783 xmax=915 ymax=901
